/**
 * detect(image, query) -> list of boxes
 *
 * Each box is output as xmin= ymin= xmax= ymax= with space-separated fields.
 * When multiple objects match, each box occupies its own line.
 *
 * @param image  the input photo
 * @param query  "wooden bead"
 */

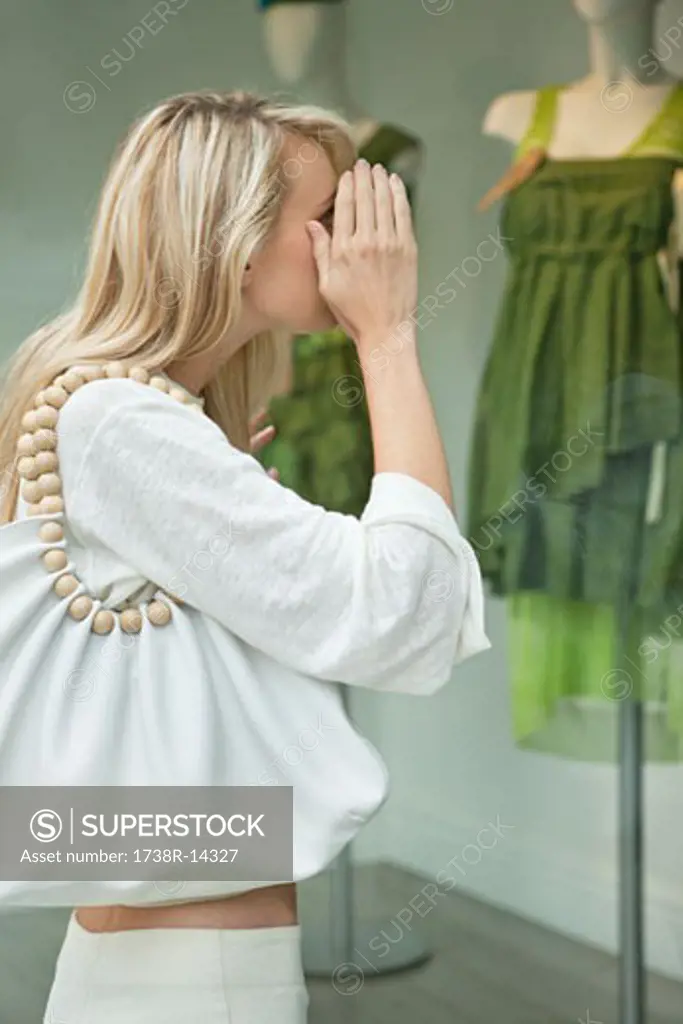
xmin=22 ymin=481 xmax=43 ymax=504
xmin=92 ymin=609 xmax=115 ymax=635
xmin=78 ymin=365 xmax=106 ymax=382
xmin=40 ymin=495 xmax=64 ymax=514
xmin=34 ymin=450 xmax=58 ymax=474
xmin=17 ymin=456 xmax=39 ymax=480
xmin=120 ymin=608 xmax=143 ymax=633
xmin=16 ymin=433 xmax=36 ymax=457
xmin=39 ymin=521 xmax=64 ymax=543
xmin=104 ymin=361 xmax=127 ymax=378
xmin=61 ymin=370 xmax=85 ymax=393
xmin=43 ymin=548 xmax=68 ymax=572
xmin=68 ymin=595 xmax=93 ymax=621
xmin=21 ymin=410 xmax=39 ymax=432
xmin=26 ymin=363 xmax=209 ymax=637
xmin=147 ymin=600 xmax=172 ymax=626
xmin=128 ymin=366 xmax=150 ymax=385
xmin=33 ymin=429 xmax=57 ymax=451
xmin=35 ymin=405 xmax=59 ymax=429
xmin=43 ymin=386 xmax=69 ymax=409
xmin=54 ymin=573 xmax=79 ymax=598
xmin=38 ymin=472 xmax=62 ymax=496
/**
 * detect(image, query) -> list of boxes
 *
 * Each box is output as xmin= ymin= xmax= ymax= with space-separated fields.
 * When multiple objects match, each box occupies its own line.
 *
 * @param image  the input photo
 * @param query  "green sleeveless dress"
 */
xmin=258 ymin=124 xmax=422 ymax=517
xmin=468 ymin=83 xmax=683 ymax=761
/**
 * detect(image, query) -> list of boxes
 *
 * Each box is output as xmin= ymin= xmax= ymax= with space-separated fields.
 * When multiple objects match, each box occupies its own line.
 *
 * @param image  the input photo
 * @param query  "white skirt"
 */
xmin=43 ymin=912 xmax=309 ymax=1023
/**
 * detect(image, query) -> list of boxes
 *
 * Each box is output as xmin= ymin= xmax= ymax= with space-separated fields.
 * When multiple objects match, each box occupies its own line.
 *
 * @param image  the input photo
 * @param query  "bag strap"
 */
xmin=15 ymin=364 xmax=194 ymax=636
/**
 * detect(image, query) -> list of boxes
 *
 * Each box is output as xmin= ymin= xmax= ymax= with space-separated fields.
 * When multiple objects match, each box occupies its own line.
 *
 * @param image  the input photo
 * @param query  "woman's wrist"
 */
xmin=355 ymin=324 xmax=419 ymax=373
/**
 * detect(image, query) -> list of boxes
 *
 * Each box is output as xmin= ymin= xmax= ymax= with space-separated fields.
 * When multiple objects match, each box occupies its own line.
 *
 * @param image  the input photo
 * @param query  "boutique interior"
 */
xmin=1 ymin=1 xmax=683 ymax=1022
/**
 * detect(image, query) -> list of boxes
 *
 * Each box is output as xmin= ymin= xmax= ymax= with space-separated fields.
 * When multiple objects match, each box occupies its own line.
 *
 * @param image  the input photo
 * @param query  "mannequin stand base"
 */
xmin=302 ymin=921 xmax=432 ymax=979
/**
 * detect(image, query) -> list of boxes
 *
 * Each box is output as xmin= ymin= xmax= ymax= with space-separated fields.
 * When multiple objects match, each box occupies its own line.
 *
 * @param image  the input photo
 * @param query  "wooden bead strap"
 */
xmin=15 ymin=362 xmax=201 ymax=636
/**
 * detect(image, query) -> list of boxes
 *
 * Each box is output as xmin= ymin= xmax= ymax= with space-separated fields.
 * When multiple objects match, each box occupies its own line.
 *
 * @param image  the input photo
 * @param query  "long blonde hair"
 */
xmin=0 ymin=90 xmax=355 ymax=523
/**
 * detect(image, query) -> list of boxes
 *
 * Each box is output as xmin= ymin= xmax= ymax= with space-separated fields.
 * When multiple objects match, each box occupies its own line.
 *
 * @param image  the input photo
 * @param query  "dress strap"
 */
xmin=515 ymin=85 xmax=563 ymax=160
xmin=628 ymin=82 xmax=683 ymax=158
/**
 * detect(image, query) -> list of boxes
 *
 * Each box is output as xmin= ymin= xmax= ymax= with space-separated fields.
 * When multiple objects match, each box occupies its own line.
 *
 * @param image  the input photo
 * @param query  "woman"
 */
xmin=0 ymin=91 xmax=489 ymax=1023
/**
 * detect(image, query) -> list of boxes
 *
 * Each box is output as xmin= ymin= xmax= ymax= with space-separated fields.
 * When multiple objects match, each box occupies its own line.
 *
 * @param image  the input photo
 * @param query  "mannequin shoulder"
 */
xmin=483 ymin=89 xmax=538 ymax=146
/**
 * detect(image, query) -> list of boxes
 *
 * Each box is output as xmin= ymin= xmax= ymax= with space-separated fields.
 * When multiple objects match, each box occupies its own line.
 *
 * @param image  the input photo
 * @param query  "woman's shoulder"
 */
xmin=57 ymin=375 xmax=225 ymax=452
xmin=55 ymin=374 xmax=246 ymax=501
xmin=59 ymin=375 xmax=195 ymax=422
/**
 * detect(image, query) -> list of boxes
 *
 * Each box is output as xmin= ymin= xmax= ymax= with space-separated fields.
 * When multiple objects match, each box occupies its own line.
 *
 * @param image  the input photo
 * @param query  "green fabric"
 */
xmin=257 ymin=125 xmax=420 ymax=514
xmin=509 ymin=593 xmax=683 ymax=762
xmin=359 ymin=124 xmax=422 ymax=205
xmin=469 ymin=84 xmax=683 ymax=761
xmin=258 ymin=327 xmax=373 ymax=516
xmin=516 ymin=85 xmax=562 ymax=159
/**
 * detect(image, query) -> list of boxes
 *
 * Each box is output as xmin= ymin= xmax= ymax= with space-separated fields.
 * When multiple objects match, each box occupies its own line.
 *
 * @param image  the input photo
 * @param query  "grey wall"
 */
xmin=2 ymin=1 xmax=683 ymax=1020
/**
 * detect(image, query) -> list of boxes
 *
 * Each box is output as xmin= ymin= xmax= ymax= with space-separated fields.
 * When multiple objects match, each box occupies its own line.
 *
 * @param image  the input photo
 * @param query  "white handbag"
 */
xmin=0 ymin=364 xmax=390 ymax=907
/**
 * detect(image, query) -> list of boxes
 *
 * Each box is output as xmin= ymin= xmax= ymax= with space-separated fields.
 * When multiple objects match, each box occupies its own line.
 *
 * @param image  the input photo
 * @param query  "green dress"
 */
xmin=468 ymin=83 xmax=683 ymax=761
xmin=258 ymin=123 xmax=422 ymax=517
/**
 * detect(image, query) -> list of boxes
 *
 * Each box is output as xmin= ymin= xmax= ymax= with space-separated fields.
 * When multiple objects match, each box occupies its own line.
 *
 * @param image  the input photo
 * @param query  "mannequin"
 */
xmin=260 ymin=0 xmax=377 ymax=147
xmin=484 ymin=0 xmax=683 ymax=229
xmin=257 ymin=0 xmax=424 ymax=515
xmin=259 ymin=0 xmax=423 ymax=191
xmin=468 ymin=0 xmax=683 ymax=761
xmin=485 ymin=0 xmax=676 ymax=158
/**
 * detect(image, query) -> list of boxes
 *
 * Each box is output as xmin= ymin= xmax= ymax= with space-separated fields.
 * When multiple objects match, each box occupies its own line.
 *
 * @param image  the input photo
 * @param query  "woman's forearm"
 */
xmin=358 ymin=327 xmax=454 ymax=511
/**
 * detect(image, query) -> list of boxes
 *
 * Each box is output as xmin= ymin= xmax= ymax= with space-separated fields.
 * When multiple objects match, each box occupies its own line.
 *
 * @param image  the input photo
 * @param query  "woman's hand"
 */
xmin=306 ymin=160 xmax=418 ymax=348
xmin=250 ymin=410 xmax=279 ymax=481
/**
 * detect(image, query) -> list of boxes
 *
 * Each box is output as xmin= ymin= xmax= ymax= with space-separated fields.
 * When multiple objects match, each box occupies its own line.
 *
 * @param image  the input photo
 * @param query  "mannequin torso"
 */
xmin=260 ymin=1 xmax=420 ymax=180
xmin=261 ymin=2 xmax=376 ymax=141
xmin=484 ymin=76 xmax=679 ymax=159
xmin=469 ymin=0 xmax=683 ymax=763
xmin=483 ymin=0 xmax=683 ymax=243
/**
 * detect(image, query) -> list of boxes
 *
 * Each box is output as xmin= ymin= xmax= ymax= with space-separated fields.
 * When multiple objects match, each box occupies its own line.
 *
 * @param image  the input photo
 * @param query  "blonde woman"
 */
xmin=0 ymin=91 xmax=489 ymax=1023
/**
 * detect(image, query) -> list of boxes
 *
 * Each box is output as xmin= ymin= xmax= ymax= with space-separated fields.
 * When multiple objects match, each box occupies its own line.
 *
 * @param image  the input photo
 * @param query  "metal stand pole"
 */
xmin=302 ymin=687 xmax=432 ymax=978
xmin=615 ymin=473 xmax=649 ymax=1024
xmin=618 ymin=692 xmax=645 ymax=1024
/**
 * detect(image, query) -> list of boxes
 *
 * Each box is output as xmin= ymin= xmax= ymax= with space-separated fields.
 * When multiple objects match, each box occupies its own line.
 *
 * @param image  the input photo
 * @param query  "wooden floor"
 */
xmin=0 ymin=863 xmax=680 ymax=1023
xmin=301 ymin=863 xmax=683 ymax=1024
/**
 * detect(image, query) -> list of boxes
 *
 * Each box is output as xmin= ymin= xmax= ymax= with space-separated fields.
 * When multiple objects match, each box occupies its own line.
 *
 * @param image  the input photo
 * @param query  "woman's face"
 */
xmin=572 ymin=0 xmax=657 ymax=22
xmin=244 ymin=134 xmax=340 ymax=335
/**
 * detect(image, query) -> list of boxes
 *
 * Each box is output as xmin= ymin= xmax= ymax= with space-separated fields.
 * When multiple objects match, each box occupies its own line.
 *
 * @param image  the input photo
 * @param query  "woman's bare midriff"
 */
xmin=75 ymin=882 xmax=298 ymax=932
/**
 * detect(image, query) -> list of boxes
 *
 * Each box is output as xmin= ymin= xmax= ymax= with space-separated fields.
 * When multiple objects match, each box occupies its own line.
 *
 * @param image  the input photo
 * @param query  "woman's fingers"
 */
xmin=353 ymin=160 xmax=376 ymax=238
xmin=250 ymin=424 xmax=276 ymax=453
xmin=390 ymin=173 xmax=413 ymax=245
xmin=332 ymin=170 xmax=355 ymax=252
xmin=249 ymin=408 xmax=268 ymax=432
xmin=373 ymin=164 xmax=394 ymax=242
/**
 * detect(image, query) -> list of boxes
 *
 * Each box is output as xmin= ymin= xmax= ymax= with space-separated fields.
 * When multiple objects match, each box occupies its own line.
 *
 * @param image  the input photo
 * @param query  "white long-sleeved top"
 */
xmin=0 ymin=371 xmax=490 ymax=907
xmin=54 ymin=375 xmax=489 ymax=692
